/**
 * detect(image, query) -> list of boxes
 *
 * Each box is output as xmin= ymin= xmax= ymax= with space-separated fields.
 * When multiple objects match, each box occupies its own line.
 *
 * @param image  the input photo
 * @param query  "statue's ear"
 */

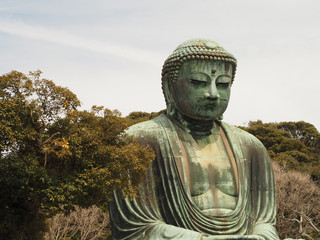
xmin=162 ymin=74 xmax=176 ymax=116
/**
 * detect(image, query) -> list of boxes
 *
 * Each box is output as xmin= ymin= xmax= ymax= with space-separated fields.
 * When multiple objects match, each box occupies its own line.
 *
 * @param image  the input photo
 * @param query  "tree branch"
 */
xmin=43 ymin=132 xmax=60 ymax=145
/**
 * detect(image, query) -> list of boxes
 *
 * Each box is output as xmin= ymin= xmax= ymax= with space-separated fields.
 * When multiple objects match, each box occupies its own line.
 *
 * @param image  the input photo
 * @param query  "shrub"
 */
xmin=44 ymin=205 xmax=110 ymax=240
xmin=273 ymin=162 xmax=320 ymax=239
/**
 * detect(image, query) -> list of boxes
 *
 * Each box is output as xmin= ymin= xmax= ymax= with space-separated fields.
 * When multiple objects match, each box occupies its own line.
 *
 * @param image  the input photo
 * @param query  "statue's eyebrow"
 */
xmin=189 ymin=72 xmax=211 ymax=78
xmin=219 ymin=74 xmax=232 ymax=77
xmin=216 ymin=75 xmax=232 ymax=82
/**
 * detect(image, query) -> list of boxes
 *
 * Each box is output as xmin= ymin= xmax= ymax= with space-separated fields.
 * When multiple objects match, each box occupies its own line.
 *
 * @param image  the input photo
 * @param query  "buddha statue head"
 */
xmin=161 ymin=39 xmax=237 ymax=121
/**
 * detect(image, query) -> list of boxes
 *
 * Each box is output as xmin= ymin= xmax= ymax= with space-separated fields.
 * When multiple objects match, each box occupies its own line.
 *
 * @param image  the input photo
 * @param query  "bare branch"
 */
xmin=42 ymin=132 xmax=60 ymax=145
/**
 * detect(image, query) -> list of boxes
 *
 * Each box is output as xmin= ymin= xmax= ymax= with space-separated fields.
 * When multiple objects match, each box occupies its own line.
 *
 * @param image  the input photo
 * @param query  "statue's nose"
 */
xmin=205 ymin=83 xmax=219 ymax=99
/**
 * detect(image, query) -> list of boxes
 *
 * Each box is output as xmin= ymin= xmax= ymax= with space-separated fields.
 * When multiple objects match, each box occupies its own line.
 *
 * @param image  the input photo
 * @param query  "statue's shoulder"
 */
xmin=220 ymin=121 xmax=265 ymax=148
xmin=220 ymin=121 xmax=250 ymax=136
xmin=126 ymin=115 xmax=170 ymax=144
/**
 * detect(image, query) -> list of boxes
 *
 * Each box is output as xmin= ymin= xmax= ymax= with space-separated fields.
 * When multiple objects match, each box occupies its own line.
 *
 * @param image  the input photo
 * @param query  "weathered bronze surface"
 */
xmin=109 ymin=39 xmax=281 ymax=239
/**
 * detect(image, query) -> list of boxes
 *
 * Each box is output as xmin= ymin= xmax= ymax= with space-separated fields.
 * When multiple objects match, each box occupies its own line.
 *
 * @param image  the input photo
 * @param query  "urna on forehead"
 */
xmin=161 ymin=38 xmax=237 ymax=84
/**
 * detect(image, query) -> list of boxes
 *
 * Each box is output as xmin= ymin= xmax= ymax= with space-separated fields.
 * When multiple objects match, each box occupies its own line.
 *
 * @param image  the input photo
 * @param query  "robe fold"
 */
xmin=109 ymin=114 xmax=280 ymax=240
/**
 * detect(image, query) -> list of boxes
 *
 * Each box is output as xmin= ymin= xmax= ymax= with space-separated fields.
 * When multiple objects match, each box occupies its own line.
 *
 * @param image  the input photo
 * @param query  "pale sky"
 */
xmin=1 ymin=0 xmax=319 ymax=130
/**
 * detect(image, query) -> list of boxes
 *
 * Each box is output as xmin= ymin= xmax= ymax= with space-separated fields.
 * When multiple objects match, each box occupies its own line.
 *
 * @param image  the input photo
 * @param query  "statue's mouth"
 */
xmin=202 ymin=100 xmax=219 ymax=109
xmin=201 ymin=98 xmax=229 ymax=110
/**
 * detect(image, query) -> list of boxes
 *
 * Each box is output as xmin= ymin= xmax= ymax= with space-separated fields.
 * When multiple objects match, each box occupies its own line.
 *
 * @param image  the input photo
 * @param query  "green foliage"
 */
xmin=0 ymin=154 xmax=49 ymax=240
xmin=0 ymin=71 xmax=154 ymax=239
xmin=44 ymin=107 xmax=155 ymax=209
xmin=125 ymin=110 xmax=166 ymax=125
xmin=241 ymin=120 xmax=320 ymax=181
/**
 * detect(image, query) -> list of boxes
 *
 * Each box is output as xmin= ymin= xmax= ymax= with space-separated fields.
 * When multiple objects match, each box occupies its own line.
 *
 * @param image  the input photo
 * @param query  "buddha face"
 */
xmin=170 ymin=60 xmax=233 ymax=120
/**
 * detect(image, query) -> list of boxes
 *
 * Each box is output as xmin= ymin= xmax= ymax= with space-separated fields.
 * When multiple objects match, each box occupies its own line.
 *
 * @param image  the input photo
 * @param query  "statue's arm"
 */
xmin=251 ymin=224 xmax=279 ymax=240
xmin=249 ymin=138 xmax=280 ymax=240
xmin=204 ymin=235 xmax=265 ymax=240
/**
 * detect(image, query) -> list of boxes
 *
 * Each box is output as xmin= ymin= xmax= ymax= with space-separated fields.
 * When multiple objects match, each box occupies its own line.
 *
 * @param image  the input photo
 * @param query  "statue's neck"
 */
xmin=170 ymin=111 xmax=218 ymax=138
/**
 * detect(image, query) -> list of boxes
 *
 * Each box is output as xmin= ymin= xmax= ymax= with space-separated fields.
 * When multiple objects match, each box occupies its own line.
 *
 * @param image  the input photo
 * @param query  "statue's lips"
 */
xmin=199 ymin=99 xmax=227 ymax=111
xmin=201 ymin=100 xmax=219 ymax=108
xmin=200 ymin=102 xmax=219 ymax=111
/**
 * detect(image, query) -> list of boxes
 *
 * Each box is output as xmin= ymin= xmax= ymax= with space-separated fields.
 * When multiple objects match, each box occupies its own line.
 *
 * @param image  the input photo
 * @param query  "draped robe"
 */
xmin=109 ymin=114 xmax=280 ymax=240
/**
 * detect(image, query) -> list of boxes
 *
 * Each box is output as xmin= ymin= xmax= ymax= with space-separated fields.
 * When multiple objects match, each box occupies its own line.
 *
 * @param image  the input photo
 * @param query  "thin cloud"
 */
xmin=0 ymin=19 xmax=165 ymax=66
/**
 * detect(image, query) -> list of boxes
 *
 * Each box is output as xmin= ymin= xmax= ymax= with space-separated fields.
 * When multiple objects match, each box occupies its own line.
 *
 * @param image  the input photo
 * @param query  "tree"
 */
xmin=240 ymin=120 xmax=320 ymax=181
xmin=277 ymin=121 xmax=320 ymax=149
xmin=0 ymin=70 xmax=154 ymax=239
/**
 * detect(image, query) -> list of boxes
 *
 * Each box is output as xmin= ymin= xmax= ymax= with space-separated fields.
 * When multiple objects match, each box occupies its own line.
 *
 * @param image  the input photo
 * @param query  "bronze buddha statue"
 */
xmin=109 ymin=39 xmax=280 ymax=240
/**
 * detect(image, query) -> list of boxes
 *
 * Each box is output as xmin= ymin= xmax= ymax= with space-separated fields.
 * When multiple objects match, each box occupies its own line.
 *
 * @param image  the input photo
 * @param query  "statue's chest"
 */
xmin=186 ymin=135 xmax=237 ymax=198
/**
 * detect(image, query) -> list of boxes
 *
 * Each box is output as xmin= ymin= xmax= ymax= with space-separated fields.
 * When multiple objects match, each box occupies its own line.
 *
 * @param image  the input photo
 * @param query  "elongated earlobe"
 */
xmin=162 ymin=75 xmax=176 ymax=116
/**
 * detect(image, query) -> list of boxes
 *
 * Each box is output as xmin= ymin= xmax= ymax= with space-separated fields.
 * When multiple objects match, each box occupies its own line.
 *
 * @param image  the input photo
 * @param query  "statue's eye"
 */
xmin=190 ymin=79 xmax=206 ymax=87
xmin=216 ymin=76 xmax=231 ymax=88
xmin=216 ymin=82 xmax=230 ymax=88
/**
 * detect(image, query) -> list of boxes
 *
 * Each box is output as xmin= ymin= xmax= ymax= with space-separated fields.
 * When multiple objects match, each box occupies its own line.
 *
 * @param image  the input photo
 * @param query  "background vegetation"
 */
xmin=1 ymin=71 xmax=319 ymax=239
xmin=0 ymin=70 xmax=154 ymax=239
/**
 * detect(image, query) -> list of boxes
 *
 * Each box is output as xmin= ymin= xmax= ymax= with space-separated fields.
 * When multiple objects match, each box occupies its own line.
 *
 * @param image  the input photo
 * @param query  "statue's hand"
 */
xmin=284 ymin=239 xmax=304 ymax=240
xmin=203 ymin=235 xmax=264 ymax=240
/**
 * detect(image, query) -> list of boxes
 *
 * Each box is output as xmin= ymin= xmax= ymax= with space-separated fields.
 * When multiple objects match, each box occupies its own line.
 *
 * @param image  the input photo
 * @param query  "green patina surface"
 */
xmin=109 ymin=39 xmax=288 ymax=239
